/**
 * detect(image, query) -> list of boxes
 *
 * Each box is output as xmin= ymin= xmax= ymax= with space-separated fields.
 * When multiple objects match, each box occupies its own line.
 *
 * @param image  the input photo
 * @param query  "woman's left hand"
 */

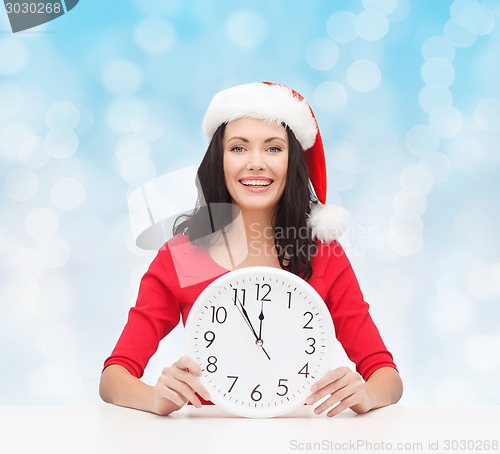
xmin=306 ymin=366 xmax=372 ymax=417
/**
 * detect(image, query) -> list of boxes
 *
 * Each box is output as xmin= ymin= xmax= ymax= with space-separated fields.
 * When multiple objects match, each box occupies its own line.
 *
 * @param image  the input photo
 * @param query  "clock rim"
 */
xmin=185 ymin=265 xmax=336 ymax=418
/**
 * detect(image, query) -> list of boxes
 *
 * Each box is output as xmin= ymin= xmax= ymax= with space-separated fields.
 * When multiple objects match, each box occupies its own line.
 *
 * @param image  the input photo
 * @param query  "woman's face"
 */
xmin=222 ymin=117 xmax=289 ymax=215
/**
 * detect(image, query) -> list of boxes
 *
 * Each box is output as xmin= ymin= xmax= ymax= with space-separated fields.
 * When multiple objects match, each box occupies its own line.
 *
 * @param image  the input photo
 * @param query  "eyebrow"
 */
xmin=226 ymin=136 xmax=287 ymax=143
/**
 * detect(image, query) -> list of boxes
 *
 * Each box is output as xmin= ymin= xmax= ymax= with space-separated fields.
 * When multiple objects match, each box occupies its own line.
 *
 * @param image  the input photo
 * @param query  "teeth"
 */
xmin=241 ymin=179 xmax=272 ymax=187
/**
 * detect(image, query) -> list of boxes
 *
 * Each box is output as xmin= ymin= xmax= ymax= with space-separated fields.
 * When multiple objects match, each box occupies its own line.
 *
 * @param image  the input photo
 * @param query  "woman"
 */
xmin=100 ymin=82 xmax=403 ymax=417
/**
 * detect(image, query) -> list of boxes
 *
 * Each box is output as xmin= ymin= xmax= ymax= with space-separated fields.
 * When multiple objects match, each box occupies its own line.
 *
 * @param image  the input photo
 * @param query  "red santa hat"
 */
xmin=202 ymin=82 xmax=349 ymax=243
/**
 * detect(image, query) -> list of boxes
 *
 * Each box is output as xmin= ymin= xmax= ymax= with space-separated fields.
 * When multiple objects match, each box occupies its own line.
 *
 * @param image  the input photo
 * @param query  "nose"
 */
xmin=246 ymin=149 xmax=266 ymax=170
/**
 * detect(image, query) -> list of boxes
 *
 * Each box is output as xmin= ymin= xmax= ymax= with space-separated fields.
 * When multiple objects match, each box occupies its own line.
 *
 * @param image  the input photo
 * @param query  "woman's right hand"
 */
xmin=153 ymin=355 xmax=211 ymax=415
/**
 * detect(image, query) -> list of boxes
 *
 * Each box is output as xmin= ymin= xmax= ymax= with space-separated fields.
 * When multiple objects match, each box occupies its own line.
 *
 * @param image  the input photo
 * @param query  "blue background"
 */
xmin=1 ymin=0 xmax=499 ymax=405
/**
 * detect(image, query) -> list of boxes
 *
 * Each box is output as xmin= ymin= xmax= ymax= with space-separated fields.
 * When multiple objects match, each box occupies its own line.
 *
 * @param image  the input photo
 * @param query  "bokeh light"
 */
xmin=17 ymin=136 xmax=51 ymax=169
xmin=225 ymin=10 xmax=268 ymax=49
xmin=134 ymin=17 xmax=176 ymax=54
xmin=450 ymin=0 xmax=495 ymax=36
xmin=313 ymin=81 xmax=348 ymax=114
xmin=102 ymin=59 xmax=143 ymax=97
xmin=0 ymin=37 xmax=28 ymax=75
xmin=421 ymin=57 xmax=455 ymax=88
xmin=1 ymin=0 xmax=499 ymax=408
xmin=45 ymin=102 xmax=80 ymax=130
xmin=474 ymin=97 xmax=500 ymax=131
xmin=327 ymin=11 xmax=357 ymax=43
xmin=0 ymin=122 xmax=33 ymax=162
xmin=115 ymin=135 xmax=151 ymax=162
xmin=399 ymin=164 xmax=434 ymax=195
xmin=0 ymin=83 xmax=24 ymax=121
xmin=419 ymin=152 xmax=452 ymax=184
xmin=444 ymin=19 xmax=477 ymax=48
xmin=105 ymin=98 xmax=148 ymax=133
xmin=44 ymin=128 xmax=79 ymax=159
xmin=362 ymin=0 xmax=398 ymax=15
xmin=25 ymin=208 xmax=60 ymax=241
xmin=392 ymin=189 xmax=427 ymax=217
xmin=305 ymin=38 xmax=339 ymax=71
xmin=120 ymin=155 xmax=156 ymax=185
xmin=429 ymin=104 xmax=463 ymax=137
xmin=405 ymin=124 xmax=440 ymax=157
xmin=446 ymin=135 xmax=485 ymax=173
xmin=36 ymin=236 xmax=71 ymax=268
xmin=4 ymin=168 xmax=39 ymax=201
xmin=418 ymin=86 xmax=453 ymax=114
xmin=346 ymin=59 xmax=381 ymax=92
xmin=355 ymin=9 xmax=390 ymax=41
xmin=50 ymin=177 xmax=86 ymax=210
xmin=421 ymin=36 xmax=456 ymax=61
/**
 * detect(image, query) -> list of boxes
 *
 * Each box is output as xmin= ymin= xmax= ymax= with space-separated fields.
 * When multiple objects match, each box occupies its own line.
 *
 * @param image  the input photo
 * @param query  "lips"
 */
xmin=239 ymin=178 xmax=274 ymax=187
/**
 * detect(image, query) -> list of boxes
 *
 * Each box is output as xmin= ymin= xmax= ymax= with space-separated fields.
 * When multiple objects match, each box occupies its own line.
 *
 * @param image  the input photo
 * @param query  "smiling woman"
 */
xmin=100 ymin=82 xmax=402 ymax=418
xmin=223 ymin=118 xmax=289 ymax=214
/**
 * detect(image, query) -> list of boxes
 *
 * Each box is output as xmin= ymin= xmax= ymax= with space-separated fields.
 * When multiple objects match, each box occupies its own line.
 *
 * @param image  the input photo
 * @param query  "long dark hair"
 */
xmin=173 ymin=122 xmax=317 ymax=280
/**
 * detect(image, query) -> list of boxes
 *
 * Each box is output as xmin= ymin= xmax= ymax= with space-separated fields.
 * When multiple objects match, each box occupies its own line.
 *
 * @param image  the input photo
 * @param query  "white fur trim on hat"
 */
xmin=202 ymin=82 xmax=317 ymax=150
xmin=308 ymin=203 xmax=349 ymax=243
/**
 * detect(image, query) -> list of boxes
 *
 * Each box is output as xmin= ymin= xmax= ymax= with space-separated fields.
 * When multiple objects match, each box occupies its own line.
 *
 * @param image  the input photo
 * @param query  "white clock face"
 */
xmin=185 ymin=266 xmax=335 ymax=418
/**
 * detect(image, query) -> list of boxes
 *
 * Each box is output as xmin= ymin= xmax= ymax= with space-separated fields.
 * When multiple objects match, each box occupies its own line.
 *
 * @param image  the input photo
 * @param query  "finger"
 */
xmin=163 ymin=377 xmax=204 ymax=408
xmin=310 ymin=367 xmax=350 ymax=392
xmin=174 ymin=356 xmax=203 ymax=376
xmin=306 ymin=378 xmax=350 ymax=406
xmin=155 ymin=384 xmax=186 ymax=408
xmin=312 ymin=384 xmax=357 ymax=414
xmin=169 ymin=369 xmax=211 ymax=401
xmin=326 ymin=396 xmax=358 ymax=417
xmin=159 ymin=366 xmax=211 ymax=402
xmin=313 ymin=396 xmax=337 ymax=415
xmin=309 ymin=369 xmax=362 ymax=405
xmin=308 ymin=375 xmax=362 ymax=410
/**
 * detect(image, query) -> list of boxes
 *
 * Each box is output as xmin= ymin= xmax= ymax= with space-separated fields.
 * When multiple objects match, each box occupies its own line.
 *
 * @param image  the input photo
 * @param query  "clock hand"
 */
xmin=237 ymin=302 xmax=259 ymax=339
xmin=234 ymin=297 xmax=271 ymax=361
xmin=258 ymin=301 xmax=264 ymax=341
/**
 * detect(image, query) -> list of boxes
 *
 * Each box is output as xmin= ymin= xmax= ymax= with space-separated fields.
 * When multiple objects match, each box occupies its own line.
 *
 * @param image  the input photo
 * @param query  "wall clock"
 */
xmin=185 ymin=266 xmax=336 ymax=418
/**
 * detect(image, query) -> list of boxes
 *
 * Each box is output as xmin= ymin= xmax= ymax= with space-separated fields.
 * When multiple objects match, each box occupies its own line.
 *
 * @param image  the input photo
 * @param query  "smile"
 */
xmin=239 ymin=178 xmax=273 ymax=187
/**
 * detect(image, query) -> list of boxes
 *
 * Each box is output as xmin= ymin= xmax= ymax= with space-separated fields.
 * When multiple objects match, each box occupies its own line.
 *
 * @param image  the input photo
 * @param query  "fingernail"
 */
xmin=310 ymin=384 xmax=318 ymax=392
xmin=204 ymin=393 xmax=211 ymax=400
xmin=305 ymin=397 xmax=314 ymax=405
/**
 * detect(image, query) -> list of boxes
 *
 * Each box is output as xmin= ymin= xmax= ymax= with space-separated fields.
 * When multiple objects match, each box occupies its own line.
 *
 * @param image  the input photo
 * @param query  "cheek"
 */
xmin=222 ymin=155 xmax=231 ymax=181
xmin=278 ymin=155 xmax=289 ymax=182
xmin=223 ymin=155 xmax=238 ymax=190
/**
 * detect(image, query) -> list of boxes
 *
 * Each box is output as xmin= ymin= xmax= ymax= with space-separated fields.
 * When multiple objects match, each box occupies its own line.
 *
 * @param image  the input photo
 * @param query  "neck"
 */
xmin=208 ymin=205 xmax=281 ymax=270
xmin=232 ymin=206 xmax=275 ymax=244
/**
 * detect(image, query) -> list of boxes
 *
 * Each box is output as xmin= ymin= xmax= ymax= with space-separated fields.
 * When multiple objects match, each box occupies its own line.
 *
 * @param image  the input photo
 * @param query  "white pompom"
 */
xmin=308 ymin=203 xmax=349 ymax=243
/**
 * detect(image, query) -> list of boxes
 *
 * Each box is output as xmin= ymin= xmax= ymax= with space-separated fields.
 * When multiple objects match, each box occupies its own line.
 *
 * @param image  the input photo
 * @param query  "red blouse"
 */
xmin=104 ymin=234 xmax=397 ymax=382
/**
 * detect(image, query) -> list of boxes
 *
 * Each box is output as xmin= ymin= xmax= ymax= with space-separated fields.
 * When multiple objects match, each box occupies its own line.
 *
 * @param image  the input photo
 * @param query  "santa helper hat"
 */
xmin=202 ymin=82 xmax=349 ymax=243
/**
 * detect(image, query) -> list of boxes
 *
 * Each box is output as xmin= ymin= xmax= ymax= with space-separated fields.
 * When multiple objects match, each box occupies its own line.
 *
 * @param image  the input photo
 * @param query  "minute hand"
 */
xmin=258 ymin=301 xmax=264 ymax=341
xmin=234 ymin=298 xmax=271 ymax=360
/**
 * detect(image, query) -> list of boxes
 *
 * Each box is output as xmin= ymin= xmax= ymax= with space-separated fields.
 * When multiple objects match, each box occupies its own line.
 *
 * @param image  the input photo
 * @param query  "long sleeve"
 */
xmin=103 ymin=244 xmax=181 ymax=378
xmin=310 ymin=241 xmax=397 ymax=380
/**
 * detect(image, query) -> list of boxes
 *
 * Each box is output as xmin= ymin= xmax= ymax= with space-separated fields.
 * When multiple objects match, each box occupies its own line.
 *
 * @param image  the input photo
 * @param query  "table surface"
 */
xmin=0 ymin=405 xmax=499 ymax=454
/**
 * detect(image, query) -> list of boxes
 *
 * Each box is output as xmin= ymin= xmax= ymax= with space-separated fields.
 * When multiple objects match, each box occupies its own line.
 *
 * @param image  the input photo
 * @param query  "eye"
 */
xmin=267 ymin=146 xmax=282 ymax=153
xmin=231 ymin=146 xmax=245 ymax=153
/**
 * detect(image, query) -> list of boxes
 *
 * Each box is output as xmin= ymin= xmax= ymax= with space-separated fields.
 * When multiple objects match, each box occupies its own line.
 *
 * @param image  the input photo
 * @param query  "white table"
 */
xmin=0 ymin=405 xmax=499 ymax=454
